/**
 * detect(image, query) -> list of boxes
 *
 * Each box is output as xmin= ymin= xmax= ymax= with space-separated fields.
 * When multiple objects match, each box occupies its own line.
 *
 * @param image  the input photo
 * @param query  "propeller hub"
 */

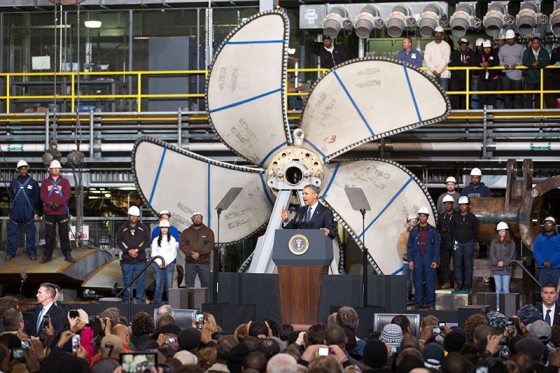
xmin=265 ymin=146 xmax=324 ymax=194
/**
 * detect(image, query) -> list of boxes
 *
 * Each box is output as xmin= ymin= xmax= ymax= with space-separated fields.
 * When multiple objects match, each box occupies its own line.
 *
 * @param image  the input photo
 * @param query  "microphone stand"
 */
xmin=360 ymin=208 xmax=367 ymax=307
xmin=344 ymin=188 xmax=372 ymax=308
xmin=214 ymin=187 xmax=243 ymax=304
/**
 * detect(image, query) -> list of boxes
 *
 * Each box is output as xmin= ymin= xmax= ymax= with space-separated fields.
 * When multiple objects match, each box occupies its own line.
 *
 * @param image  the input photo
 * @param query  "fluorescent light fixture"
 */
xmin=85 ymin=20 xmax=102 ymax=29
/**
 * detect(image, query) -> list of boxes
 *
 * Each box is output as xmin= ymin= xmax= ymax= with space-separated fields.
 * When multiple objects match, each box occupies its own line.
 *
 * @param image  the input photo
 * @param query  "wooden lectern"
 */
xmin=272 ymin=229 xmax=333 ymax=325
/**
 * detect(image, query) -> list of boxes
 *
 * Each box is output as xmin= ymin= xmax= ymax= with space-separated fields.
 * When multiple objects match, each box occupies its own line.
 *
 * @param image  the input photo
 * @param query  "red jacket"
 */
xmin=40 ymin=175 xmax=71 ymax=215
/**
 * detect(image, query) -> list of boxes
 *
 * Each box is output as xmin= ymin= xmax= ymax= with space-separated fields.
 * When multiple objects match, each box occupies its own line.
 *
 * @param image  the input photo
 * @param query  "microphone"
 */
xmin=20 ymin=268 xmax=27 ymax=282
xmin=294 ymin=209 xmax=305 ymax=227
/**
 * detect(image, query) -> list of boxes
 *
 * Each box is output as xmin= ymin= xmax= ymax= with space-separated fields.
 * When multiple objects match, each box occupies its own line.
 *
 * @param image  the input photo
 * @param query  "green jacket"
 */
xmin=523 ymin=47 xmax=551 ymax=85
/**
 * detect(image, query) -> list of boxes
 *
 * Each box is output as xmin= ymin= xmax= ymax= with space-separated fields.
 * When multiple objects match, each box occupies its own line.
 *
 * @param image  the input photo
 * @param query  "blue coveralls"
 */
xmin=407 ymin=224 xmax=440 ymax=308
xmin=8 ymin=175 xmax=40 ymax=256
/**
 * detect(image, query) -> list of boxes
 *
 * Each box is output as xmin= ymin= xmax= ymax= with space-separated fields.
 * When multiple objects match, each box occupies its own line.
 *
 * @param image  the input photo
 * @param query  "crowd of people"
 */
xmin=2 ymin=287 xmax=560 ymax=373
xmin=399 ymin=167 xmax=558 ymax=311
xmin=303 ymin=29 xmax=560 ymax=111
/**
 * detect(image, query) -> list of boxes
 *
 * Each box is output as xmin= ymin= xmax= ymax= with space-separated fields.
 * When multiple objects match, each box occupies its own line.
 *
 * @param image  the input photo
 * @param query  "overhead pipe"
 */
xmin=385 ymin=4 xmax=416 ymax=38
xmin=418 ymin=4 xmax=444 ymax=38
xmin=353 ymin=5 xmax=384 ymax=39
xmin=551 ymin=1 xmax=560 ymax=35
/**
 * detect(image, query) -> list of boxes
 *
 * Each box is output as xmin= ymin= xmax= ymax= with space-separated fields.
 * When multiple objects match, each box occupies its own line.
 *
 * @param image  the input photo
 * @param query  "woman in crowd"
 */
xmin=489 ymin=221 xmax=516 ymax=311
xmin=151 ymin=220 xmax=178 ymax=305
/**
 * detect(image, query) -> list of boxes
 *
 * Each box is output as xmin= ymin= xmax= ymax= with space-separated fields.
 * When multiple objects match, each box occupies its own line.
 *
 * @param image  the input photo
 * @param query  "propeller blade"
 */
xmin=301 ymin=58 xmax=451 ymax=162
xmin=132 ymin=137 xmax=273 ymax=243
xmin=206 ymin=10 xmax=291 ymax=167
xmin=321 ymin=159 xmax=436 ymax=274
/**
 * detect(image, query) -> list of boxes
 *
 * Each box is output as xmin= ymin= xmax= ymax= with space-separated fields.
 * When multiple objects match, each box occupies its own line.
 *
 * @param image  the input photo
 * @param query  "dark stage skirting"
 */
xmin=216 ymin=273 xmax=407 ymax=324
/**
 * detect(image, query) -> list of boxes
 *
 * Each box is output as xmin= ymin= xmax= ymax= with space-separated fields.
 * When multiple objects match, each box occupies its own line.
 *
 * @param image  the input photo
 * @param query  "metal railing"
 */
xmin=2 ymin=65 xmax=559 ymax=115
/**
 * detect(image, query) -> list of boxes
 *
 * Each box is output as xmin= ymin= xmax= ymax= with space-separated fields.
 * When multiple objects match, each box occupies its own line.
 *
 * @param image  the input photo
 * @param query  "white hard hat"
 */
xmin=544 ymin=216 xmax=557 ymax=224
xmin=159 ymin=210 xmax=171 ymax=218
xmin=49 ymin=160 xmax=62 ymax=169
xmin=458 ymin=196 xmax=469 ymax=205
xmin=475 ymin=37 xmax=484 ymax=46
xmin=16 ymin=160 xmax=29 ymax=170
xmin=407 ymin=214 xmax=418 ymax=222
xmin=434 ymin=26 xmax=444 ymax=33
xmin=418 ymin=207 xmax=430 ymax=216
xmin=505 ymin=30 xmax=516 ymax=39
xmin=128 ymin=206 xmax=140 ymax=216
xmin=497 ymin=33 xmax=506 ymax=40
xmin=192 ymin=211 xmax=203 ymax=218
xmin=442 ymin=195 xmax=455 ymax=204
xmin=445 ymin=176 xmax=457 ymax=184
xmin=159 ymin=220 xmax=170 ymax=228
xmin=470 ymin=168 xmax=482 ymax=176
xmin=482 ymin=39 xmax=492 ymax=48
xmin=497 ymin=222 xmax=509 ymax=230
xmin=459 ymin=38 xmax=469 ymax=45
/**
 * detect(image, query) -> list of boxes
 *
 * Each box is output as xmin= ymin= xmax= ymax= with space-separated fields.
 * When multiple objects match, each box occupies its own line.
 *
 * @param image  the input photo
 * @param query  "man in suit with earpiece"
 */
xmin=32 ymin=283 xmax=66 ymax=337
xmin=281 ymin=184 xmax=336 ymax=239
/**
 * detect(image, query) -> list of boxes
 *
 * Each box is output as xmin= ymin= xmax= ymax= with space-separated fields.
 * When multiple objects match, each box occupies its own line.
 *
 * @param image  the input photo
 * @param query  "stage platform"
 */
xmin=0 ymin=248 xmax=114 ymax=285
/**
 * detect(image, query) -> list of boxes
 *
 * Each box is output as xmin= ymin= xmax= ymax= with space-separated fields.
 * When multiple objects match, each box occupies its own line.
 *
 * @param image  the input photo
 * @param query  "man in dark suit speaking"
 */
xmin=281 ymin=184 xmax=336 ymax=239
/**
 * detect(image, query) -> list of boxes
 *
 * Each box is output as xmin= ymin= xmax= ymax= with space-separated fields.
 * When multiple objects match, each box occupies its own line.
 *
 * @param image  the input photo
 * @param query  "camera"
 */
xmin=11 ymin=348 xmax=25 ymax=361
xmin=41 ymin=315 xmax=50 ymax=330
xmin=195 ymin=312 xmax=204 ymax=329
xmin=21 ymin=340 xmax=30 ymax=349
xmin=318 ymin=347 xmax=330 ymax=356
xmin=165 ymin=337 xmax=178 ymax=348
xmin=69 ymin=309 xmax=79 ymax=319
xmin=432 ymin=327 xmax=441 ymax=335
xmin=120 ymin=352 xmax=157 ymax=373
xmin=72 ymin=335 xmax=81 ymax=353
xmin=438 ymin=322 xmax=446 ymax=327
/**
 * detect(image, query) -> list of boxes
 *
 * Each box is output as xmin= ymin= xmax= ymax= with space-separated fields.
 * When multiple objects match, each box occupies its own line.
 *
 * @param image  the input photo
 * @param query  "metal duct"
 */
xmin=551 ymin=2 xmax=560 ymax=35
xmin=323 ymin=6 xmax=350 ymax=38
xmin=386 ymin=4 xmax=415 ymax=38
xmin=354 ymin=5 xmax=384 ymax=38
xmin=419 ymin=4 xmax=444 ymax=38
xmin=516 ymin=2 xmax=538 ymax=35
xmin=484 ymin=3 xmax=507 ymax=37
xmin=450 ymin=3 xmax=475 ymax=37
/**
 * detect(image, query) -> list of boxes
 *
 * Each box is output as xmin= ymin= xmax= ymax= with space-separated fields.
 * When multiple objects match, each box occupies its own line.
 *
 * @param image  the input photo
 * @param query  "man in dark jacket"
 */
xmin=438 ymin=195 xmax=460 ymax=289
xmin=180 ymin=211 xmax=215 ymax=288
xmin=449 ymin=38 xmax=476 ymax=109
xmin=311 ymin=35 xmax=349 ymax=69
xmin=7 ymin=160 xmax=39 ymax=261
xmin=40 ymin=160 xmax=74 ymax=263
xmin=408 ymin=207 xmax=440 ymax=310
xmin=450 ymin=196 xmax=479 ymax=291
xmin=523 ymin=36 xmax=550 ymax=109
xmin=117 ymin=205 xmax=150 ymax=304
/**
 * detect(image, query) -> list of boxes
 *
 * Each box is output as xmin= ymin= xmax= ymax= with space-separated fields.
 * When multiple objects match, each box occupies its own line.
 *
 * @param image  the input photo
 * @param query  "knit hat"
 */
xmin=443 ymin=331 xmax=466 ymax=353
xmin=381 ymin=324 xmax=403 ymax=344
xmin=527 ymin=320 xmax=551 ymax=343
xmin=518 ymin=304 xmax=541 ymax=322
xmin=92 ymin=358 xmax=120 ymax=373
xmin=515 ymin=338 xmax=544 ymax=360
xmin=160 ymin=324 xmax=181 ymax=336
xmin=100 ymin=335 xmax=123 ymax=350
xmin=485 ymin=311 xmax=509 ymax=328
xmin=422 ymin=343 xmax=444 ymax=369
xmin=178 ymin=327 xmax=201 ymax=351
xmin=174 ymin=350 xmax=198 ymax=365
xmin=227 ymin=343 xmax=252 ymax=373
xmin=450 ymin=326 xmax=467 ymax=339
xmin=363 ymin=339 xmax=388 ymax=368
